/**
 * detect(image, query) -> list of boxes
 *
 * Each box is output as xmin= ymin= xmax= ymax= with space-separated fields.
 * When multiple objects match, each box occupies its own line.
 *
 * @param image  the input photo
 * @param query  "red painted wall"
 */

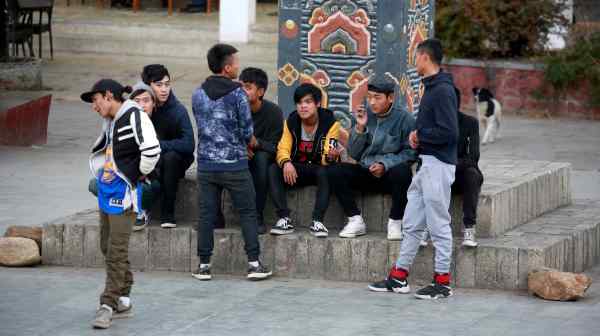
xmin=0 ymin=95 xmax=52 ymax=146
xmin=444 ymin=61 xmax=600 ymax=120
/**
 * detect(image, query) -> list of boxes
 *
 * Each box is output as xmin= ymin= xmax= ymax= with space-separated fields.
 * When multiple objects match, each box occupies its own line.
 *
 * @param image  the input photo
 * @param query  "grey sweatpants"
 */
xmin=395 ymin=155 xmax=455 ymax=274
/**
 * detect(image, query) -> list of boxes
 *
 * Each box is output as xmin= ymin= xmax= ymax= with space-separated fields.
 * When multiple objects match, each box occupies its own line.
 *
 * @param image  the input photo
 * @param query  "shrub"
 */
xmin=539 ymin=31 xmax=600 ymax=107
xmin=436 ymin=0 xmax=569 ymax=58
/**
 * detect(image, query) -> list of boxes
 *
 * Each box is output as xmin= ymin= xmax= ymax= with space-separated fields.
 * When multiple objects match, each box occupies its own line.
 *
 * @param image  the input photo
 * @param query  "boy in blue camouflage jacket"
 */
xmin=191 ymin=44 xmax=272 ymax=281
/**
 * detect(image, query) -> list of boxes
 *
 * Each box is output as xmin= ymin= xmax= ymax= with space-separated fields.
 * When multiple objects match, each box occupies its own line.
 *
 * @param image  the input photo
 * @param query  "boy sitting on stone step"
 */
xmin=328 ymin=78 xmax=416 ymax=240
xmin=268 ymin=83 xmax=341 ymax=238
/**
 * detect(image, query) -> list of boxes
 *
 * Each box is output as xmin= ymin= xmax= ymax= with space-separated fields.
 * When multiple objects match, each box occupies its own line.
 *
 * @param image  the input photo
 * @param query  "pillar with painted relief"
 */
xmin=277 ymin=0 xmax=435 ymax=124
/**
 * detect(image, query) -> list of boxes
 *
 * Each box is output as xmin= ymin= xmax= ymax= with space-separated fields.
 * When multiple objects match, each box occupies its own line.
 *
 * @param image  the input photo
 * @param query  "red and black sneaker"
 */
xmin=414 ymin=273 xmax=453 ymax=300
xmin=368 ymin=266 xmax=410 ymax=294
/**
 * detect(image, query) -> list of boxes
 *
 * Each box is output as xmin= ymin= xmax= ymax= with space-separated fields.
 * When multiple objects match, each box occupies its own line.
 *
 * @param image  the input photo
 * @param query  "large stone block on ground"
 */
xmin=0 ymin=237 xmax=41 ymax=266
xmin=4 ymin=226 xmax=42 ymax=251
xmin=528 ymin=268 xmax=592 ymax=301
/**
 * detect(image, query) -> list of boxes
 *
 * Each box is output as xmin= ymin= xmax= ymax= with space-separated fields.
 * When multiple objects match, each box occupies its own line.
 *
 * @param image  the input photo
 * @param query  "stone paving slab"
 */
xmin=163 ymin=158 xmax=572 ymax=238
xmin=42 ymin=200 xmax=600 ymax=290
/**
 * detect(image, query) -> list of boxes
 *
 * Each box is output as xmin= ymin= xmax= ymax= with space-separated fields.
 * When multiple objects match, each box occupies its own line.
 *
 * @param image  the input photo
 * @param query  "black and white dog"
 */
xmin=472 ymin=87 xmax=502 ymax=145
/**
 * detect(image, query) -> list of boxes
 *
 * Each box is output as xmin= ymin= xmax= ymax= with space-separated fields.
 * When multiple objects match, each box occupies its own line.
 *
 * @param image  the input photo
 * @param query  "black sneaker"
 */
xmin=309 ymin=220 xmax=329 ymax=238
xmin=368 ymin=276 xmax=410 ymax=294
xmin=133 ymin=217 xmax=147 ymax=231
xmin=270 ymin=217 xmax=294 ymax=235
xmin=247 ymin=261 xmax=272 ymax=280
xmin=257 ymin=224 xmax=267 ymax=235
xmin=414 ymin=283 xmax=453 ymax=300
xmin=133 ymin=211 xmax=150 ymax=232
xmin=192 ymin=264 xmax=212 ymax=281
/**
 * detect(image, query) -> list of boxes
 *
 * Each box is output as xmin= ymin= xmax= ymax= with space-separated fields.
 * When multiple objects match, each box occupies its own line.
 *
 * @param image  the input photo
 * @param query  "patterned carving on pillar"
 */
xmin=278 ymin=0 xmax=434 ymax=124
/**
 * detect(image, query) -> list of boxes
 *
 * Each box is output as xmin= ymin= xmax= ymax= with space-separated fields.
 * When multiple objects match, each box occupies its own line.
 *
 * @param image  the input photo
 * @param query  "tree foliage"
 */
xmin=436 ymin=0 xmax=568 ymax=58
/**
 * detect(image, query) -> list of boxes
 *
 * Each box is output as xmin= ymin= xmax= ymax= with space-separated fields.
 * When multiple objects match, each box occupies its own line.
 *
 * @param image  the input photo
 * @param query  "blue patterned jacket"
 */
xmin=192 ymin=75 xmax=253 ymax=172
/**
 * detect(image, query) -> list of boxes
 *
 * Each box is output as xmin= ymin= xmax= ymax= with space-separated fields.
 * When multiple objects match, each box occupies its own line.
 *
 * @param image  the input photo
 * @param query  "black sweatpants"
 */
xmin=328 ymin=162 xmax=413 ymax=220
xmin=451 ymin=165 xmax=484 ymax=228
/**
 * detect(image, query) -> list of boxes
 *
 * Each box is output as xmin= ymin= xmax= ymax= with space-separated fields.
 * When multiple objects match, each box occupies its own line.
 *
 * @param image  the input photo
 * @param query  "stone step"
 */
xmin=52 ymin=20 xmax=279 ymax=45
xmin=39 ymin=51 xmax=278 ymax=103
xmin=168 ymin=159 xmax=572 ymax=238
xmin=44 ymin=5 xmax=280 ymax=64
xmin=49 ymin=33 xmax=278 ymax=60
xmin=41 ymin=200 xmax=600 ymax=290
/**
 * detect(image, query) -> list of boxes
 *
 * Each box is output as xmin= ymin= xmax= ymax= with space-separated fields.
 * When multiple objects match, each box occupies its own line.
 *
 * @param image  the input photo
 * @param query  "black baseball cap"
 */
xmin=80 ymin=79 xmax=127 ymax=103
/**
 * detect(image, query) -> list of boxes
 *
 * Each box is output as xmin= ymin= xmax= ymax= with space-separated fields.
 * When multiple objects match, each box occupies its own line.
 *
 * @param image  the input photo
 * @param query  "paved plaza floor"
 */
xmin=1 ymin=265 xmax=599 ymax=336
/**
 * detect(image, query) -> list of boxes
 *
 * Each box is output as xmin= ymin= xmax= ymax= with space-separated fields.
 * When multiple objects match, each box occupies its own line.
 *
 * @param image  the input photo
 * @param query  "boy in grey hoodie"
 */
xmin=328 ymin=79 xmax=416 ymax=240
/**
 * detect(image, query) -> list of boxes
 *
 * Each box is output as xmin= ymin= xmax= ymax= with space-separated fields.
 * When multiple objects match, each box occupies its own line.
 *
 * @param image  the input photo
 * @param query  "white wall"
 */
xmin=219 ymin=0 xmax=256 ymax=43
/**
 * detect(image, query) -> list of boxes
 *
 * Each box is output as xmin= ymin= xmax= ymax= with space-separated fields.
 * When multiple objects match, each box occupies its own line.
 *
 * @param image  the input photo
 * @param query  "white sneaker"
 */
xmin=419 ymin=231 xmax=429 ymax=247
xmin=387 ymin=218 xmax=403 ymax=241
xmin=114 ymin=297 xmax=133 ymax=319
xmin=339 ymin=215 xmax=367 ymax=238
xmin=462 ymin=228 xmax=478 ymax=247
xmin=161 ymin=222 xmax=176 ymax=228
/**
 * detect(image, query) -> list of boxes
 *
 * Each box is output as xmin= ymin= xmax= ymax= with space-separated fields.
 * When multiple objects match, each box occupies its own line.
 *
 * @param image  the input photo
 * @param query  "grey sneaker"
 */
xmin=192 ymin=264 xmax=212 ymax=281
xmin=462 ymin=228 xmax=478 ymax=247
xmin=113 ymin=297 xmax=133 ymax=319
xmin=419 ymin=231 xmax=429 ymax=247
xmin=247 ymin=261 xmax=272 ymax=280
xmin=91 ymin=304 xmax=113 ymax=329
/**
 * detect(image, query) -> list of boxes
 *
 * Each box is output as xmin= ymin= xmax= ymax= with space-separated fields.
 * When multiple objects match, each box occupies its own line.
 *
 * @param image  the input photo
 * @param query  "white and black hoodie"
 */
xmin=89 ymin=100 xmax=161 ymax=212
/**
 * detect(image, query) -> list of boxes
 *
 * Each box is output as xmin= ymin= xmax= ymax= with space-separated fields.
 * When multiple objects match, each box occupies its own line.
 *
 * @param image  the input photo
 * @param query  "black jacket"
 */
xmin=151 ymin=92 xmax=195 ymax=160
xmin=417 ymin=71 xmax=459 ymax=165
xmin=90 ymin=101 xmax=161 ymax=187
xmin=277 ymin=107 xmax=339 ymax=166
xmin=252 ymin=99 xmax=284 ymax=156
xmin=457 ymin=111 xmax=480 ymax=170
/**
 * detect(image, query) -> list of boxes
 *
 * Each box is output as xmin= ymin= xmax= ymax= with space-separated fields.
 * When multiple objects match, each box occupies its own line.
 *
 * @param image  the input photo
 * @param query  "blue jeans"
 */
xmin=197 ymin=169 xmax=260 ymax=263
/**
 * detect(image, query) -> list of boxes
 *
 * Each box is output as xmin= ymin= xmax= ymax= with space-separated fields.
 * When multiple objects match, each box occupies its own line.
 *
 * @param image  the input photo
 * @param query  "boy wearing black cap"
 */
xmin=83 ymin=79 xmax=161 ymax=329
xmin=328 ymin=78 xmax=416 ymax=239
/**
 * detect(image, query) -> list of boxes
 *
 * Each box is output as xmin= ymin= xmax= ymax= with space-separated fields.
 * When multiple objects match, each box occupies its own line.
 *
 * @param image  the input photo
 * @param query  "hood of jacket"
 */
xmin=201 ymin=75 xmax=242 ymax=101
xmin=422 ymin=71 xmax=454 ymax=90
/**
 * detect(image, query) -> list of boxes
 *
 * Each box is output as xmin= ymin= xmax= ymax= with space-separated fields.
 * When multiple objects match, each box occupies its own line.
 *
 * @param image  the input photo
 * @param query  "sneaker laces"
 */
xmin=276 ymin=218 xmax=293 ymax=229
xmin=311 ymin=221 xmax=328 ymax=232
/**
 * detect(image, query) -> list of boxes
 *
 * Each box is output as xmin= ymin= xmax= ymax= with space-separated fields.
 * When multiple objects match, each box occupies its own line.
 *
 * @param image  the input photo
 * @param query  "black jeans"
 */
xmin=249 ymin=151 xmax=273 ymax=226
xmin=157 ymin=151 xmax=193 ymax=223
xmin=197 ymin=169 xmax=260 ymax=264
xmin=213 ymin=151 xmax=272 ymax=227
xmin=452 ymin=165 xmax=484 ymax=228
xmin=328 ymin=162 xmax=413 ymax=220
xmin=268 ymin=162 xmax=330 ymax=222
